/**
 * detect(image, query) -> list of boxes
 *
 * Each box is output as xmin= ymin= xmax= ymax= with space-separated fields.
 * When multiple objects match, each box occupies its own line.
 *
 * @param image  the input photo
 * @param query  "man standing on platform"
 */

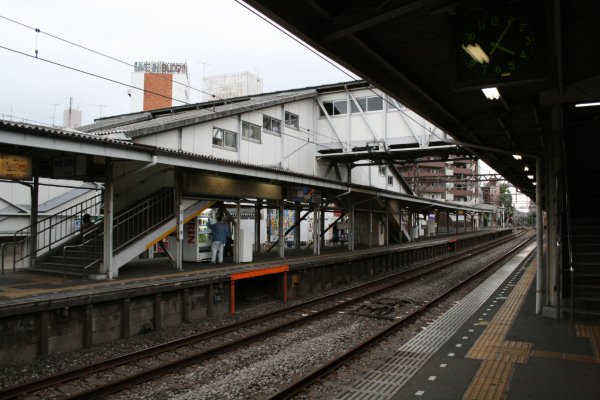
xmin=208 ymin=216 xmax=229 ymax=264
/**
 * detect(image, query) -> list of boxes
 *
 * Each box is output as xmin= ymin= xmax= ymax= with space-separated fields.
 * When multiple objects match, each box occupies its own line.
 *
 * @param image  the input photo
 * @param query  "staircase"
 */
xmin=28 ymin=187 xmax=176 ymax=278
xmin=387 ymin=200 xmax=411 ymax=243
xmin=562 ymin=108 xmax=600 ymax=320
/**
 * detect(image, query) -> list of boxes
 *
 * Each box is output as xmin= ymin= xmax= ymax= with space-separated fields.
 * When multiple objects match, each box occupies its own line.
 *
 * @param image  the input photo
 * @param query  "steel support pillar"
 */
xmin=29 ymin=176 xmax=39 ymax=268
xmin=279 ymin=202 xmax=285 ymax=259
xmin=536 ymin=156 xmax=544 ymax=314
xmin=102 ymin=180 xmax=114 ymax=279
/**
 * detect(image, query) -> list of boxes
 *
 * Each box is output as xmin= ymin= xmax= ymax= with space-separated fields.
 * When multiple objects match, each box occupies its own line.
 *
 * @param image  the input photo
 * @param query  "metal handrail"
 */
xmin=60 ymin=187 xmax=174 ymax=277
xmin=12 ymin=191 xmax=103 ymax=271
xmin=16 ymin=187 xmax=173 ymax=277
xmin=112 ymin=187 xmax=174 ymax=254
xmin=63 ymin=225 xmax=103 ymax=278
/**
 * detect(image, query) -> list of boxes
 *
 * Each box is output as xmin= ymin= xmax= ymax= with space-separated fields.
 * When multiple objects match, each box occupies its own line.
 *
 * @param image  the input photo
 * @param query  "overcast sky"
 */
xmin=0 ymin=0 xmax=356 ymax=126
xmin=0 ymin=1 xmax=515 ymax=202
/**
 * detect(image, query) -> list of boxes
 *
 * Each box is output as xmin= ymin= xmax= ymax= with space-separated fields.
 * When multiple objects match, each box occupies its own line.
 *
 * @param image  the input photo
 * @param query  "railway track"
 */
xmin=267 ymin=232 xmax=534 ymax=399
xmin=0 ymin=230 xmax=527 ymax=399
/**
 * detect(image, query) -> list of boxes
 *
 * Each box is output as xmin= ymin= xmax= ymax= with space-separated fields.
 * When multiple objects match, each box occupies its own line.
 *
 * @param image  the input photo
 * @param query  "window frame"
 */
xmin=320 ymin=99 xmax=348 ymax=117
xmin=212 ymin=127 xmax=238 ymax=151
xmin=241 ymin=120 xmax=261 ymax=143
xmin=366 ymin=96 xmax=384 ymax=111
xmin=284 ymin=111 xmax=299 ymax=130
xmin=262 ymin=115 xmax=282 ymax=136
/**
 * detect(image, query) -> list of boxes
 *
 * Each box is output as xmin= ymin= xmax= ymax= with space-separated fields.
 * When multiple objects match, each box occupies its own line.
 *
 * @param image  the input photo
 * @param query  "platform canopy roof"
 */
xmin=243 ymin=0 xmax=600 ymax=199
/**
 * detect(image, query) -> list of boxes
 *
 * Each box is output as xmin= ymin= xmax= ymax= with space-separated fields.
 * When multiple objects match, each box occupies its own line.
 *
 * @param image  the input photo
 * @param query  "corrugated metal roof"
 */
xmin=80 ymin=80 xmax=373 ymax=138
xmin=0 ymin=119 xmax=135 ymax=147
xmin=83 ymin=89 xmax=319 ymax=138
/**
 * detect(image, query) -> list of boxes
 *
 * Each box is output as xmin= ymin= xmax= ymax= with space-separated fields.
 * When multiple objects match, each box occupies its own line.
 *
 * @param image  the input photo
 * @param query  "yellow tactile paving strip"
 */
xmin=463 ymin=261 xmax=536 ymax=400
xmin=465 ymin=262 xmax=536 ymax=362
xmin=463 ymin=261 xmax=599 ymax=400
xmin=575 ymin=324 xmax=600 ymax=362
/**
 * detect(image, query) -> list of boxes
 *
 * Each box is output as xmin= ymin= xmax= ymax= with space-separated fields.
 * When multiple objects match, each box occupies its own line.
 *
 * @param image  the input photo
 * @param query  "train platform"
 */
xmin=340 ymin=243 xmax=600 ymax=400
xmin=0 ymin=228 xmax=515 ymax=364
xmin=0 ymin=228 xmax=498 ymax=305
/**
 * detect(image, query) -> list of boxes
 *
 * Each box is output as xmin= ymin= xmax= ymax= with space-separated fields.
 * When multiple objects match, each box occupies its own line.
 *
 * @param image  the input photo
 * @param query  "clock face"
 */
xmin=460 ymin=15 xmax=536 ymax=79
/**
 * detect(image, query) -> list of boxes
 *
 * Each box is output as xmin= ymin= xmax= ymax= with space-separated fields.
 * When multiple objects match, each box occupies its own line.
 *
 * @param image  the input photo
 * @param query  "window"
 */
xmin=351 ymin=96 xmax=384 ymax=113
xmin=263 ymin=115 xmax=281 ymax=136
xmin=320 ymin=100 xmax=347 ymax=116
xmin=367 ymin=96 xmax=383 ymax=111
xmin=378 ymin=165 xmax=386 ymax=176
xmin=355 ymin=97 xmax=367 ymax=113
xmin=242 ymin=121 xmax=261 ymax=143
xmin=212 ymin=127 xmax=237 ymax=151
xmin=388 ymin=176 xmax=393 ymax=186
xmin=285 ymin=111 xmax=299 ymax=130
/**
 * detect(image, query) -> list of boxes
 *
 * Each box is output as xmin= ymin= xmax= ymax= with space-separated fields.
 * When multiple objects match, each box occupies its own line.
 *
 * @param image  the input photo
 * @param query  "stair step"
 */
xmin=572 ymin=296 xmax=600 ymax=303
xmin=574 ymin=284 xmax=600 ymax=290
xmin=28 ymin=266 xmax=97 ymax=278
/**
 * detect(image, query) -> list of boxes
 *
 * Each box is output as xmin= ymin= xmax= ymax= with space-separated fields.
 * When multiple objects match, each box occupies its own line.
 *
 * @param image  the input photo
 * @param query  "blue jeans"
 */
xmin=211 ymin=241 xmax=224 ymax=263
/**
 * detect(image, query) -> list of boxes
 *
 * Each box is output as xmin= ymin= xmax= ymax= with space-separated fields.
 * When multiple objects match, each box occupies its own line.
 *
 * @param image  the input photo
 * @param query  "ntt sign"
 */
xmin=134 ymin=61 xmax=188 ymax=74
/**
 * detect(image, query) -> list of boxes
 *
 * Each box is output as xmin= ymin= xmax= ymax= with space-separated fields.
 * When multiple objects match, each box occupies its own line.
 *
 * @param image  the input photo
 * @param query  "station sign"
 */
xmin=133 ymin=61 xmax=188 ymax=74
xmin=185 ymin=173 xmax=281 ymax=200
xmin=0 ymin=154 xmax=32 ymax=179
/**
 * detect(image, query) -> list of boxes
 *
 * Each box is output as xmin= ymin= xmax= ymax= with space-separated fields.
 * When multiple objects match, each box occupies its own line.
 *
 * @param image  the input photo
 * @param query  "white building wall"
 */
xmin=63 ymin=108 xmax=82 ymax=129
xmin=172 ymin=73 xmax=190 ymax=106
xmin=135 ymin=130 xmax=180 ymax=151
xmin=128 ymin=86 xmax=436 ymax=194
xmin=281 ymin=100 xmax=315 ymax=175
xmin=0 ymin=179 xmax=94 ymax=208
xmin=130 ymin=72 xmax=145 ymax=112
xmin=202 ymin=72 xmax=263 ymax=101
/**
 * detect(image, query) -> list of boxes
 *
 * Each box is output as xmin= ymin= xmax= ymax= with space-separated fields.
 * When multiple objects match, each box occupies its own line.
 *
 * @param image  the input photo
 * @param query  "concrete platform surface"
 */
xmin=342 ymin=244 xmax=600 ymax=400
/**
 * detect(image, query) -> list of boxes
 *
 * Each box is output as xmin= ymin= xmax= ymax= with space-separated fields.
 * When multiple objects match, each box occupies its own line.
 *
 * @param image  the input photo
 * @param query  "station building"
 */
xmin=0 ymin=80 xmax=494 ymax=282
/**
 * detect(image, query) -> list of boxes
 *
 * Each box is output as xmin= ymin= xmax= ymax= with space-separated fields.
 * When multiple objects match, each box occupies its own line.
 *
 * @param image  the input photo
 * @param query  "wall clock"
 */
xmin=453 ymin=10 xmax=547 ymax=87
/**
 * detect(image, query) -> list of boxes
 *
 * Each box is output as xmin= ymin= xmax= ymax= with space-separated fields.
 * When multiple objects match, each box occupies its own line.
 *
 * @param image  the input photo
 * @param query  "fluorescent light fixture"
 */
xmin=524 ymin=166 xmax=529 ymax=171
xmin=482 ymin=87 xmax=500 ymax=100
xmin=575 ymin=101 xmax=600 ymax=108
xmin=527 ymin=175 xmax=534 ymax=180
xmin=462 ymin=44 xmax=490 ymax=64
xmin=532 ymin=182 xmax=537 ymax=186
xmin=513 ymin=154 xmax=522 ymax=160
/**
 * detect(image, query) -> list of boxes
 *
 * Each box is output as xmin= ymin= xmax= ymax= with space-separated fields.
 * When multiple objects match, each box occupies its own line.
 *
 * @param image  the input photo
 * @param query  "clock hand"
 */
xmin=489 ymin=16 xmax=514 ymax=57
xmin=490 ymin=42 xmax=515 ymax=55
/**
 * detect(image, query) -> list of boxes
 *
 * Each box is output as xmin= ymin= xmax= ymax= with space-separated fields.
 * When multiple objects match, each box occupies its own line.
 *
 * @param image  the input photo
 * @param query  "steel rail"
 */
xmin=267 ymin=235 xmax=534 ymax=399
xmin=0 ymin=230 xmax=525 ymax=400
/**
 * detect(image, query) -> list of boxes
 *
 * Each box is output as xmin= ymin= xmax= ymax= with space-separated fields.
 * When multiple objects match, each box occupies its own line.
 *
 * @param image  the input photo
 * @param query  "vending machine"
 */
xmin=181 ymin=209 xmax=214 ymax=262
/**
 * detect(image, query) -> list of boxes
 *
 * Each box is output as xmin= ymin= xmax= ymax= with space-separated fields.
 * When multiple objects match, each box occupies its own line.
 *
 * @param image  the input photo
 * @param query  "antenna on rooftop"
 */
xmin=51 ymin=103 xmax=60 ymax=126
xmin=93 ymin=104 xmax=109 ymax=118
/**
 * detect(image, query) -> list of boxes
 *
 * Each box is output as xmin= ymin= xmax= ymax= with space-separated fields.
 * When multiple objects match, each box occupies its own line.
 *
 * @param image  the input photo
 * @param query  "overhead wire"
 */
xmin=0 ymin=8 xmax=449 ymax=158
xmin=0 ymin=10 xmax=439 ymax=149
xmin=0 ymin=14 xmax=342 ymax=147
xmin=0 ymin=14 xmax=212 ymax=100
xmin=233 ymin=0 xmax=451 ymax=145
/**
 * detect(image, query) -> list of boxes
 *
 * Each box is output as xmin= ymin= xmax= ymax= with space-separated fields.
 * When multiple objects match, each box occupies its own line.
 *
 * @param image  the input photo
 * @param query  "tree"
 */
xmin=498 ymin=183 xmax=515 ymax=223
